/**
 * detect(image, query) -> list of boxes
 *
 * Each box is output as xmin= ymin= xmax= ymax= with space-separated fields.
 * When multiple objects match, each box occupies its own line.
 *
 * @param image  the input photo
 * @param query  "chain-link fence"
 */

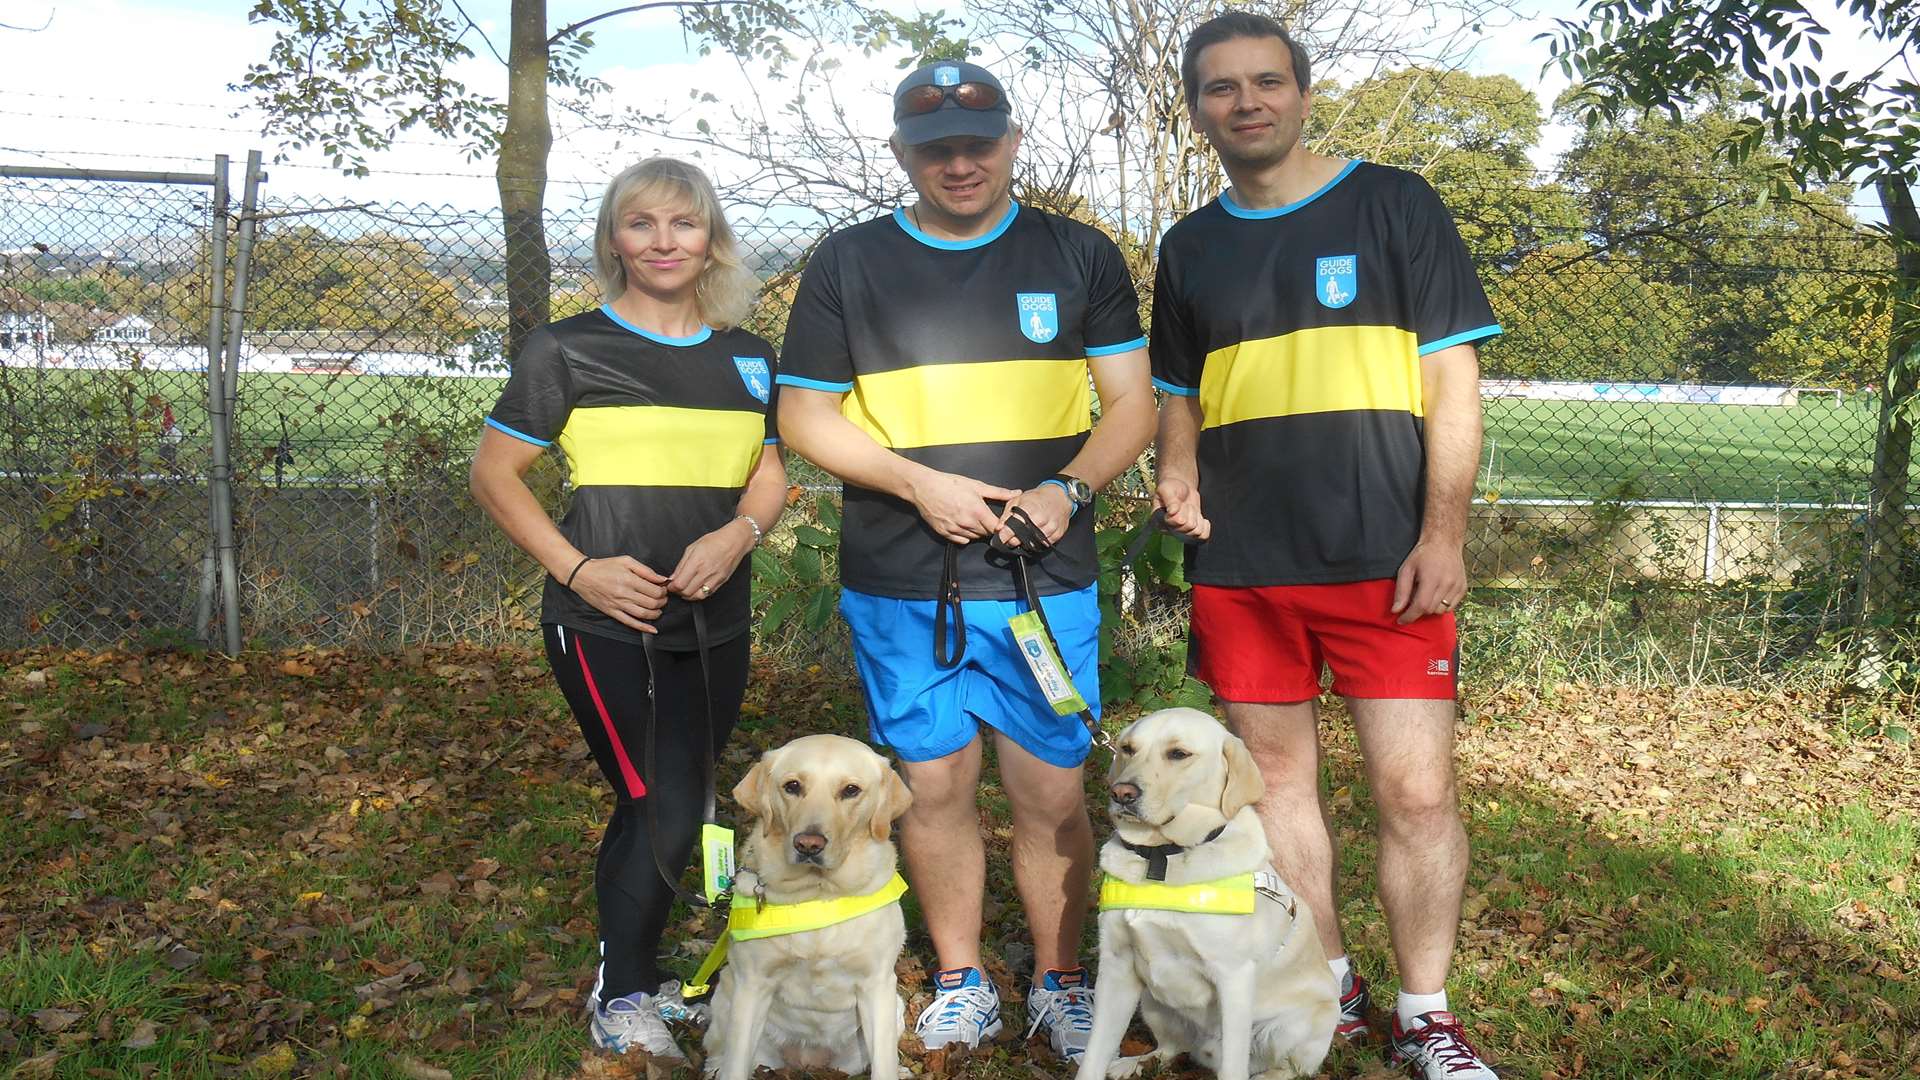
xmin=0 ymin=175 xmax=223 ymax=646
xmin=1 ymin=166 xmax=1912 ymax=686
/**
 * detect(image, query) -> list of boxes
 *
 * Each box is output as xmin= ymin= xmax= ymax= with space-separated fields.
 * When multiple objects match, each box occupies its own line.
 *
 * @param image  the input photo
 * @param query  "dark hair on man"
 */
xmin=1180 ymin=11 xmax=1311 ymax=107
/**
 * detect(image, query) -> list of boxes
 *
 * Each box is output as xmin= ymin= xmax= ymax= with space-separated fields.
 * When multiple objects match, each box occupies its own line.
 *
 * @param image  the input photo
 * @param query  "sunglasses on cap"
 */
xmin=898 ymin=81 xmax=1005 ymax=116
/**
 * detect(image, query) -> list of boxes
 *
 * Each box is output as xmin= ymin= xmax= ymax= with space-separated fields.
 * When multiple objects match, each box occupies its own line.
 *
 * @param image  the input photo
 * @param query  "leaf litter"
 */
xmin=1 ymin=647 xmax=1915 ymax=1077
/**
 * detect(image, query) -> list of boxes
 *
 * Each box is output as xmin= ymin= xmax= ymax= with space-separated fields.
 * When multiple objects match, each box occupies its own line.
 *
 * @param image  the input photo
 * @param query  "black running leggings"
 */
xmin=544 ymin=623 xmax=747 ymax=1000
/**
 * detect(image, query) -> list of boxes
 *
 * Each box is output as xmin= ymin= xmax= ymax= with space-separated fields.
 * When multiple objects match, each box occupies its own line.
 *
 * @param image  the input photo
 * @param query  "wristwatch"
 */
xmin=1043 ymin=473 xmax=1094 ymax=515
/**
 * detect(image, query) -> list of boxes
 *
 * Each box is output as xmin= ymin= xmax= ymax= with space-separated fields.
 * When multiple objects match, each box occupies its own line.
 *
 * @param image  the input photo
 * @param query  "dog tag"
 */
xmin=701 ymin=823 xmax=736 ymax=903
xmin=1008 ymin=611 xmax=1088 ymax=716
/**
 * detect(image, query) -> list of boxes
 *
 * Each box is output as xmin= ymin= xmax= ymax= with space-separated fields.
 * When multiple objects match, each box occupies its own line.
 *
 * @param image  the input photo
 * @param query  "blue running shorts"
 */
xmin=839 ymin=583 xmax=1102 ymax=768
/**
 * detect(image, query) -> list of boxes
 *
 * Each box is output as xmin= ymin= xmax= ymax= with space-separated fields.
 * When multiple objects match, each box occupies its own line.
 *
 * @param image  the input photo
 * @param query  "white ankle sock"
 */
xmin=1327 ymin=954 xmax=1351 ymax=983
xmin=1396 ymin=989 xmax=1448 ymax=1026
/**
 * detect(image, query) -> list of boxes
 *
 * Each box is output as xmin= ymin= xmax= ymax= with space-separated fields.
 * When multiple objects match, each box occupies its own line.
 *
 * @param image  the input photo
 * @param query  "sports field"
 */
xmin=5 ymin=367 xmax=1890 ymax=504
xmin=1480 ymin=396 xmax=1881 ymax=504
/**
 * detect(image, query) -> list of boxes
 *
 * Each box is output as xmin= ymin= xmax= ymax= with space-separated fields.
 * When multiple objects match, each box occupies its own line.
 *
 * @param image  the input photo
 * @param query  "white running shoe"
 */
xmin=590 ymin=990 xmax=686 ymax=1059
xmin=914 ymin=966 xmax=1003 ymax=1050
xmin=1389 ymin=1010 xmax=1500 ymax=1079
xmin=1024 ymin=967 xmax=1096 ymax=1062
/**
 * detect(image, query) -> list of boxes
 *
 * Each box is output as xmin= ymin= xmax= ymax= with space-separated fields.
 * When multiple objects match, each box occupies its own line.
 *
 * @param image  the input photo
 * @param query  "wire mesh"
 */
xmin=0 ymin=177 xmax=220 ymax=646
xmin=0 ymin=170 xmax=1911 ymax=685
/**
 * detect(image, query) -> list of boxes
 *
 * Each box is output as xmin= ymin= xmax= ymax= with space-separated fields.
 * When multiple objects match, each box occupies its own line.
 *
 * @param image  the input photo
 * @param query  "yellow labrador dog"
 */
xmin=1075 ymin=708 xmax=1338 ymax=1080
xmin=704 ymin=734 xmax=913 ymax=1080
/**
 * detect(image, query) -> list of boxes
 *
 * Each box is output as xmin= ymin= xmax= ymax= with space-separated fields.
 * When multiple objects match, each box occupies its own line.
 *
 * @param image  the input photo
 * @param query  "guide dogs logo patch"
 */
xmin=733 ymin=357 xmax=771 ymax=403
xmin=1315 ymin=255 xmax=1357 ymax=309
xmin=1017 ymin=292 xmax=1059 ymax=343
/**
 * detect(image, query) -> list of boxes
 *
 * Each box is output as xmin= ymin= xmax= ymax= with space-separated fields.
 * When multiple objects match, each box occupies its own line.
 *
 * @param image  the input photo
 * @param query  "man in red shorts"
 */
xmin=1148 ymin=12 xmax=1501 ymax=1079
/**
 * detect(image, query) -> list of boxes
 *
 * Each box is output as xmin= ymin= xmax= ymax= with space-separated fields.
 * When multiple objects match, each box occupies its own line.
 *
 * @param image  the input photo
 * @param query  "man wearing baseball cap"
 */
xmin=776 ymin=60 xmax=1154 ymax=1061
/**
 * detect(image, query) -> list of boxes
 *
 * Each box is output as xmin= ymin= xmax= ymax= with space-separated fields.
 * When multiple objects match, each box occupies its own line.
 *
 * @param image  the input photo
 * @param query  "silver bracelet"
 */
xmin=735 ymin=513 xmax=764 ymax=547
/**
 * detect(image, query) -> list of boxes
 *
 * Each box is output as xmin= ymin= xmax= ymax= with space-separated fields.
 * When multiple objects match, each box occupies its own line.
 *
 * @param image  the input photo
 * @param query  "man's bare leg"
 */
xmin=898 ymin=735 xmax=988 ymax=972
xmin=1224 ymin=700 xmax=1344 ymax=960
xmin=1348 ymin=697 xmax=1467 ymax=994
xmin=993 ymin=730 xmax=1095 ymax=977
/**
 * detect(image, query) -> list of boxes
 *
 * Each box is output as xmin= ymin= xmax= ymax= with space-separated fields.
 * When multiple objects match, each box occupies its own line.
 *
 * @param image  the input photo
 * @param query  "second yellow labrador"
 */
xmin=704 ymin=734 xmax=913 ymax=1080
xmin=1075 ymin=708 xmax=1339 ymax=1080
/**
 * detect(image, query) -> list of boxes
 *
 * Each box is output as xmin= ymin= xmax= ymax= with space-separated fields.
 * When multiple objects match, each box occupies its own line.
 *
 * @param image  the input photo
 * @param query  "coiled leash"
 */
xmin=932 ymin=505 xmax=1112 ymax=753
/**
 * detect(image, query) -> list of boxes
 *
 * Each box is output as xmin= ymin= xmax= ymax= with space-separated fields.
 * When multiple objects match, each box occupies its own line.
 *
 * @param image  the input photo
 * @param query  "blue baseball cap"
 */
xmin=892 ymin=61 xmax=1012 ymax=145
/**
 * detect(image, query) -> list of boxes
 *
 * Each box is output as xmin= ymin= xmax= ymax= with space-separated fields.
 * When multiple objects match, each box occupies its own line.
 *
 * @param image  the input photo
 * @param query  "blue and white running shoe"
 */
xmin=914 ymin=966 xmax=1003 ymax=1050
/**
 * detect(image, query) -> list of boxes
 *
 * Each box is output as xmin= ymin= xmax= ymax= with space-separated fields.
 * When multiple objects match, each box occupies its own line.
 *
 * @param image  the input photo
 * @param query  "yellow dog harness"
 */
xmin=1098 ymin=870 xmax=1291 ymax=915
xmin=682 ymin=873 xmax=909 ymax=997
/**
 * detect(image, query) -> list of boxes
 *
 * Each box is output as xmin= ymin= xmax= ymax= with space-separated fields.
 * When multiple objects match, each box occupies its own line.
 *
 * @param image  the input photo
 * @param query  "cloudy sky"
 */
xmin=0 ymin=0 xmax=1888 ymax=218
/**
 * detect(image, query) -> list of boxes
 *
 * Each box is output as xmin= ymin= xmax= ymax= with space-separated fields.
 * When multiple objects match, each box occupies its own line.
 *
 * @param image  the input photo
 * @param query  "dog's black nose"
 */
xmin=793 ymin=830 xmax=828 ymax=856
xmin=1109 ymin=781 xmax=1140 ymax=805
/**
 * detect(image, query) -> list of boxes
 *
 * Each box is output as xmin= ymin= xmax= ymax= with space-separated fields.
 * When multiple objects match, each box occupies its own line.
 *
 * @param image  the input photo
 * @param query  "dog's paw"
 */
xmin=1107 ymin=1047 xmax=1182 ymax=1080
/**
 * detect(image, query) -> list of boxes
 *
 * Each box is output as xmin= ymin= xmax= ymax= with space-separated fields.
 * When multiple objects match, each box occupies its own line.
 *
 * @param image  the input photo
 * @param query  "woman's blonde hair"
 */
xmin=593 ymin=157 xmax=757 ymax=329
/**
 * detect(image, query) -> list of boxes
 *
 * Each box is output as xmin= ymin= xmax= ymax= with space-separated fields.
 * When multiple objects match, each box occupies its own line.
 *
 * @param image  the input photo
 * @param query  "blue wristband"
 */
xmin=1039 ymin=477 xmax=1080 ymax=516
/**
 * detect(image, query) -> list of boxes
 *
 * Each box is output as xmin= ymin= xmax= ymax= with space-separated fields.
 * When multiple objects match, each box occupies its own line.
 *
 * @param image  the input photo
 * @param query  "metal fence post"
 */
xmin=195 ymin=155 xmax=229 ymax=641
xmin=212 ymin=151 xmax=264 ymax=655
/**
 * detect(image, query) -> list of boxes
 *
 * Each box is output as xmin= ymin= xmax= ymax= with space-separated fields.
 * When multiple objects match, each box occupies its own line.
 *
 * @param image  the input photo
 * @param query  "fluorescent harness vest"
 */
xmin=1098 ymin=870 xmax=1294 ymax=917
xmin=682 ymin=873 xmax=910 ymax=998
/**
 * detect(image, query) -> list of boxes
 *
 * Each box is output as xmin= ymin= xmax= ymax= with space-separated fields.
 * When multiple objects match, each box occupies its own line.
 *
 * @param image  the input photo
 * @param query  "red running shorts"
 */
xmin=1190 ymin=578 xmax=1458 ymax=702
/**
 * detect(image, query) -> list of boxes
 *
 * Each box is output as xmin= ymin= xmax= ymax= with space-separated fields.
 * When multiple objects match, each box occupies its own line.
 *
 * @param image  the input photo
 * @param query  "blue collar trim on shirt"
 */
xmin=600 ymin=304 xmax=713 ymax=346
xmin=1219 ymin=159 xmax=1362 ymax=220
xmin=892 ymin=200 xmax=1020 ymax=250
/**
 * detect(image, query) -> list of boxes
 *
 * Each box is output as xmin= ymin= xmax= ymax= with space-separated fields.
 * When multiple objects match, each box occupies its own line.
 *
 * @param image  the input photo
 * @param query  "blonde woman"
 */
xmin=471 ymin=158 xmax=785 ymax=1059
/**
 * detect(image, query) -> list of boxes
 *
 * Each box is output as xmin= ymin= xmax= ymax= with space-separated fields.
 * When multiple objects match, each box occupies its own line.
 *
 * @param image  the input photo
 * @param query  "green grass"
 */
xmin=5 ymin=366 xmax=1897 ymax=504
xmin=3 ymin=647 xmax=1916 ymax=1078
xmin=1482 ymin=396 xmax=1883 ymax=503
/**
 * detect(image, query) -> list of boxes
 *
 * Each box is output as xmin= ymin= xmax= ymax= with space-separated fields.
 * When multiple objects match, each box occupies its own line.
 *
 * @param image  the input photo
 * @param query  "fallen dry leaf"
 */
xmin=395 ymin=1055 xmax=454 ymax=1080
xmin=248 ymin=1042 xmax=297 ymax=1075
xmin=120 ymin=1017 xmax=160 ymax=1049
xmin=32 ymin=1008 xmax=82 ymax=1033
xmin=12 ymin=1050 xmax=60 ymax=1078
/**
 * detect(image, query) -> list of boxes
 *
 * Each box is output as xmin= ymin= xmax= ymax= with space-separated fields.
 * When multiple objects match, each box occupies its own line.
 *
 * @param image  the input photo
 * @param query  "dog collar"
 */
xmin=1117 ymin=824 xmax=1227 ymax=882
xmin=682 ymin=873 xmax=908 ymax=998
xmin=1098 ymin=870 xmax=1295 ymax=918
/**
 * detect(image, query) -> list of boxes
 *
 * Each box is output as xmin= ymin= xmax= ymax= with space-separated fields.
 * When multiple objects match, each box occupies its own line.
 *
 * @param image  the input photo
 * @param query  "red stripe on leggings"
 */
xmin=575 ymin=638 xmax=647 ymax=798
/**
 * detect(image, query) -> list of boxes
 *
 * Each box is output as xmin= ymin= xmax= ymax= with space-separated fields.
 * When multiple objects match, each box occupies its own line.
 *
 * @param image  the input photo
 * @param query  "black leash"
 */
xmin=1120 ymin=506 xmax=1201 ymax=569
xmin=928 ymin=504 xmax=1205 ymax=757
xmin=932 ymin=505 xmax=1111 ymax=753
xmin=641 ymin=600 xmax=719 ymax=908
xmin=934 ymin=544 xmax=965 ymax=668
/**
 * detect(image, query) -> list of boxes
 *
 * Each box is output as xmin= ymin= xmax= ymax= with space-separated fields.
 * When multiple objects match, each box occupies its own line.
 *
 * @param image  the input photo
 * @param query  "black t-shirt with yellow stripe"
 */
xmin=486 ymin=307 xmax=779 ymax=648
xmin=1151 ymin=161 xmax=1499 ymax=587
xmin=778 ymin=202 xmax=1146 ymax=600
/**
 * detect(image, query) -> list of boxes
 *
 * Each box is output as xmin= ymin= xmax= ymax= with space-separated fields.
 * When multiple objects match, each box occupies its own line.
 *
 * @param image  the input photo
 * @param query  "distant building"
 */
xmin=92 ymin=314 xmax=153 ymax=345
xmin=0 ymin=287 xmax=52 ymax=348
xmin=0 ymin=310 xmax=51 ymax=348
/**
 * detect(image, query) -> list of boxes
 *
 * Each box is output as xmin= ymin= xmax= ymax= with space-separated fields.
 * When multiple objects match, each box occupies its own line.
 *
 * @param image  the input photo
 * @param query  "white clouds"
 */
xmin=1 ymin=0 xmax=506 ymax=205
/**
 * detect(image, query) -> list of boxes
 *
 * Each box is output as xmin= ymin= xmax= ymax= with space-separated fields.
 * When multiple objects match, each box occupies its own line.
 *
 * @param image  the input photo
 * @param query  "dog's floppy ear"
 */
xmin=732 ymin=758 xmax=773 ymax=823
xmin=1217 ymin=731 xmax=1266 ymax=818
xmin=869 ymin=766 xmax=913 ymax=841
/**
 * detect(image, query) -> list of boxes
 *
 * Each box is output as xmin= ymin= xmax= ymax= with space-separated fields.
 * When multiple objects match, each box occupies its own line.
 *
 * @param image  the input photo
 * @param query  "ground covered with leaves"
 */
xmin=1 ymin=646 xmax=1916 ymax=1079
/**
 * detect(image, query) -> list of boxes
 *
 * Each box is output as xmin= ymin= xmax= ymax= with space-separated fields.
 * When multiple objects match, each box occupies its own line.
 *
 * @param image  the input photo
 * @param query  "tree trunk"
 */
xmin=1856 ymin=176 xmax=1919 ymax=640
xmin=499 ymin=0 xmax=552 ymax=362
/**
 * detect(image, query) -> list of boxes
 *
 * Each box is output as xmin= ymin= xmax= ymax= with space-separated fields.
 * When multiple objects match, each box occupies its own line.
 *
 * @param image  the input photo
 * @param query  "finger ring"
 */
xmin=1440 ymin=599 xmax=1454 ymax=608
xmin=699 ymin=585 xmax=710 ymax=595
